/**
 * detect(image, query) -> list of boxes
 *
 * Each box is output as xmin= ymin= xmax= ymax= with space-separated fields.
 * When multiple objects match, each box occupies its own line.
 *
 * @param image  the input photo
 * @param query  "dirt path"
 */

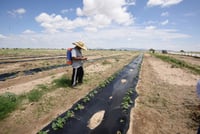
xmin=128 ymin=54 xmax=200 ymax=134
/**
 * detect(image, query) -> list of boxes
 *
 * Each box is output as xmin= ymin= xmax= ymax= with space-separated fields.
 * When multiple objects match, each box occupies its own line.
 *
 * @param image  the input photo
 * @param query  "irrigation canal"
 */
xmin=40 ymin=54 xmax=143 ymax=134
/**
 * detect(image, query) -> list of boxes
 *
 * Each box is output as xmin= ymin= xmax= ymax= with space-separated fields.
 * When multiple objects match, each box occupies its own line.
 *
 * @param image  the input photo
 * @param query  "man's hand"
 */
xmin=82 ymin=57 xmax=87 ymax=60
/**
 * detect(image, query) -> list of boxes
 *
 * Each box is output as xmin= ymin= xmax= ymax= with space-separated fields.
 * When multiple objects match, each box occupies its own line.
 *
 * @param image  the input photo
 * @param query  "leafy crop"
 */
xmin=64 ymin=110 xmax=74 ymax=119
xmin=121 ymin=89 xmax=134 ymax=112
xmin=52 ymin=117 xmax=66 ymax=130
xmin=74 ymin=103 xmax=85 ymax=111
xmin=51 ymin=110 xmax=74 ymax=131
xmin=98 ymin=74 xmax=116 ymax=88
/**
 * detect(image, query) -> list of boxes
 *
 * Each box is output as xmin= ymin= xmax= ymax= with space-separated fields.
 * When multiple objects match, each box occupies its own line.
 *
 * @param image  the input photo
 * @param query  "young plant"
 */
xmin=121 ymin=89 xmax=134 ymax=112
xmin=52 ymin=117 xmax=66 ymax=130
xmin=64 ymin=110 xmax=74 ymax=120
xmin=74 ymin=104 xmax=84 ymax=111
xmin=83 ymin=96 xmax=90 ymax=103
xmin=38 ymin=130 xmax=48 ymax=134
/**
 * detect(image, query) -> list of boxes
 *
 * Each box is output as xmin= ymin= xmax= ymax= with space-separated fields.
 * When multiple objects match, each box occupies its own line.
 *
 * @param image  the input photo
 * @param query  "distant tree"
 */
xmin=180 ymin=50 xmax=185 ymax=52
xmin=149 ymin=48 xmax=155 ymax=53
xmin=162 ymin=50 xmax=168 ymax=54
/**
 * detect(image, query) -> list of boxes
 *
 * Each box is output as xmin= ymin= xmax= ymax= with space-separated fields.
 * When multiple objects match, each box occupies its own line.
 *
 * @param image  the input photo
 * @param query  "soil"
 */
xmin=0 ymin=52 xmax=200 ymax=134
xmin=127 ymin=54 xmax=200 ymax=134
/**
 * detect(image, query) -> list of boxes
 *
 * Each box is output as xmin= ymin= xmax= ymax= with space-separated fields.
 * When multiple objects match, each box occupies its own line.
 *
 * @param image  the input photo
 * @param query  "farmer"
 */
xmin=71 ymin=41 xmax=88 ymax=87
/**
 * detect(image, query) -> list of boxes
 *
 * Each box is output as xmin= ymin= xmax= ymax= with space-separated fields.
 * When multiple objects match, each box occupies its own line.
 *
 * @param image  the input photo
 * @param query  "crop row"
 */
xmin=38 ymin=72 xmax=119 ymax=134
xmin=153 ymin=53 xmax=200 ymax=75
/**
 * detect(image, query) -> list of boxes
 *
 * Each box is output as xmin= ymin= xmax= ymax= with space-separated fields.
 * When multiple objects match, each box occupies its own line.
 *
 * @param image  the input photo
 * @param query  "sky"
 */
xmin=0 ymin=0 xmax=200 ymax=51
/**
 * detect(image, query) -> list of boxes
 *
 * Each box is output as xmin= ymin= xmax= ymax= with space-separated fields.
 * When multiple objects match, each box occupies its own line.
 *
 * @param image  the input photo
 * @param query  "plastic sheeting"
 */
xmin=39 ymin=54 xmax=143 ymax=134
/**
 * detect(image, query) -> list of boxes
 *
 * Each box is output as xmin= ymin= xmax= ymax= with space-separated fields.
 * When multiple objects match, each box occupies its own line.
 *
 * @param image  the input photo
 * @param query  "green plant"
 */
xmin=0 ymin=93 xmax=18 ymax=119
xmin=121 ymin=89 xmax=134 ymax=112
xmin=52 ymin=117 xmax=66 ymax=130
xmin=74 ymin=104 xmax=84 ymax=111
xmin=27 ymin=89 xmax=43 ymax=102
xmin=83 ymin=96 xmax=90 ymax=103
xmin=37 ymin=84 xmax=48 ymax=91
xmin=38 ymin=130 xmax=48 ymax=134
xmin=64 ymin=110 xmax=74 ymax=120
xmin=52 ymin=75 xmax=71 ymax=87
xmin=154 ymin=54 xmax=200 ymax=74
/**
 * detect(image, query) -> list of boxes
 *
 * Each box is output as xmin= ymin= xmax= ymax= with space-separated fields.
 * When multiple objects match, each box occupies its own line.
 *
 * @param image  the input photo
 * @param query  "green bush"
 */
xmin=53 ymin=75 xmax=71 ymax=88
xmin=0 ymin=93 xmax=18 ymax=119
xmin=154 ymin=54 xmax=200 ymax=74
xmin=27 ymin=89 xmax=43 ymax=102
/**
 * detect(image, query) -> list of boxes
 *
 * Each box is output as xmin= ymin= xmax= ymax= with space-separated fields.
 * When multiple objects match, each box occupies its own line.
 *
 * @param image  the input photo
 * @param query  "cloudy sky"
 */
xmin=0 ymin=0 xmax=199 ymax=51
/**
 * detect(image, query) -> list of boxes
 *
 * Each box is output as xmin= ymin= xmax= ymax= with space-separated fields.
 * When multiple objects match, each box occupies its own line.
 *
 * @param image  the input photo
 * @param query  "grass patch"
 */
xmin=52 ymin=75 xmax=71 ymax=88
xmin=27 ymin=89 xmax=43 ymax=102
xmin=153 ymin=53 xmax=200 ymax=75
xmin=0 ymin=92 xmax=18 ymax=120
xmin=0 ymin=75 xmax=72 ymax=120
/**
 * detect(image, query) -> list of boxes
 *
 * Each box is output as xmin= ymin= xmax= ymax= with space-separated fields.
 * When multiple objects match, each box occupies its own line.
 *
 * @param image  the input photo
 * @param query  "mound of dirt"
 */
xmin=88 ymin=110 xmax=105 ymax=129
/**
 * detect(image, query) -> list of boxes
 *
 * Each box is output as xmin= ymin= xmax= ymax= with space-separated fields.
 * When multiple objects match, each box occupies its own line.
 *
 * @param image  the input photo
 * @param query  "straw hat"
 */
xmin=72 ymin=41 xmax=87 ymax=50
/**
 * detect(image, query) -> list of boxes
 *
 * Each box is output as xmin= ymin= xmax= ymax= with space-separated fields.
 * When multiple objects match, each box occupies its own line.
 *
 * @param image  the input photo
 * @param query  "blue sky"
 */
xmin=0 ymin=0 xmax=199 ymax=51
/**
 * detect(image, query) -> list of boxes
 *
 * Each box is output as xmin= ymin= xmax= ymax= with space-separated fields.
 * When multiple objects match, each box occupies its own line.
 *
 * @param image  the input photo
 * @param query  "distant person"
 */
xmin=71 ymin=41 xmax=88 ymax=87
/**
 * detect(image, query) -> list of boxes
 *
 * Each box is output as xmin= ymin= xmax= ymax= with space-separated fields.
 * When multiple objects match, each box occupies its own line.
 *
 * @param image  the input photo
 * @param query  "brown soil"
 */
xmin=87 ymin=110 xmax=105 ymax=129
xmin=0 ymin=52 xmax=200 ymax=134
xmin=127 ymin=54 xmax=200 ymax=134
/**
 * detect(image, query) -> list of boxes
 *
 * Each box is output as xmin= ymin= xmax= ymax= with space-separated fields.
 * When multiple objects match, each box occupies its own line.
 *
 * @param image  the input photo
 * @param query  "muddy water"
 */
xmin=40 ymin=54 xmax=143 ymax=134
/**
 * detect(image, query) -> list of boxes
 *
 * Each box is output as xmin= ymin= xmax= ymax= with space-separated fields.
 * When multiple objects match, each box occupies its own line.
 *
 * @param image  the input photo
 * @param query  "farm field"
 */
xmin=0 ymin=49 xmax=200 ymax=134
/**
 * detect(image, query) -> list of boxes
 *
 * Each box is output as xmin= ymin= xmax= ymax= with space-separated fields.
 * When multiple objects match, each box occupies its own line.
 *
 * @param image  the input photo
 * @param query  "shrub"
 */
xmin=53 ymin=75 xmax=70 ymax=87
xmin=27 ymin=89 xmax=43 ymax=102
xmin=0 ymin=93 xmax=18 ymax=119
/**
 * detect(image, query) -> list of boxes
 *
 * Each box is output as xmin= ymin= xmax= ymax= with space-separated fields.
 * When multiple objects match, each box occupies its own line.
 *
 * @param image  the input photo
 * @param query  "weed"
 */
xmin=27 ymin=89 xmax=43 ymax=102
xmin=52 ymin=75 xmax=71 ymax=87
xmin=36 ymin=84 xmax=48 ymax=91
xmin=0 ymin=93 xmax=18 ymax=119
xmin=154 ymin=54 xmax=200 ymax=75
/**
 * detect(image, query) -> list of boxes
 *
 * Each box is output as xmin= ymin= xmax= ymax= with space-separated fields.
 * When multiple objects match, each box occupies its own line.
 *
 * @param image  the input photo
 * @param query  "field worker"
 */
xmin=71 ymin=41 xmax=88 ymax=87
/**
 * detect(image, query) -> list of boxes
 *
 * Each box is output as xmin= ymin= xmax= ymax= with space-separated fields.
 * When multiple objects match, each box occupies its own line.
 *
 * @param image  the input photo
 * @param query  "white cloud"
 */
xmin=78 ymin=0 xmax=134 ymax=25
xmin=145 ymin=25 xmax=156 ymax=30
xmin=8 ymin=8 xmax=26 ymax=18
xmin=147 ymin=0 xmax=183 ymax=7
xmin=0 ymin=26 xmax=193 ymax=51
xmin=161 ymin=12 xmax=169 ymax=17
xmin=35 ymin=0 xmax=135 ymax=33
xmin=35 ymin=13 xmax=80 ymax=33
xmin=0 ymin=34 xmax=7 ymax=39
xmin=161 ymin=19 xmax=169 ymax=25
xmin=23 ymin=29 xmax=35 ymax=34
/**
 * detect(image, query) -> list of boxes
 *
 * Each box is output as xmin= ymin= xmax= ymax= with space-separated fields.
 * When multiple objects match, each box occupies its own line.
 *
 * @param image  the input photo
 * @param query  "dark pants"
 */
xmin=71 ymin=66 xmax=84 ymax=86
